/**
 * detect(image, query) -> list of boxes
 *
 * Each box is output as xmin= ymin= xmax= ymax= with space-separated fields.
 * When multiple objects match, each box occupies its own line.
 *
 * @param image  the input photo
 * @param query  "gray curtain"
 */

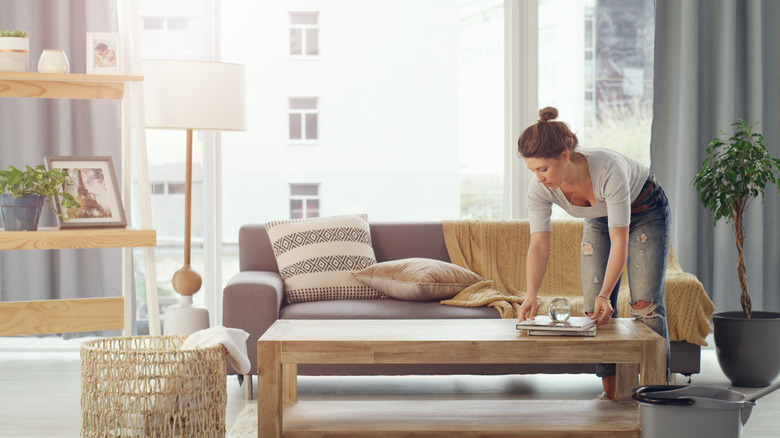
xmin=0 ymin=1 xmax=126 ymax=336
xmin=651 ymin=0 xmax=780 ymax=313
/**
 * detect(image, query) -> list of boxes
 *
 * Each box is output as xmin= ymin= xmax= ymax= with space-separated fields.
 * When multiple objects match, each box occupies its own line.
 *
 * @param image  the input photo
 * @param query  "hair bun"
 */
xmin=538 ymin=106 xmax=559 ymax=122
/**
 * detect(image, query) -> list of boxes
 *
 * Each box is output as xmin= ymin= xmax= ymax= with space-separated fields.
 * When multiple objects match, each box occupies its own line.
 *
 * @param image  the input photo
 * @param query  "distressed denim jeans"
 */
xmin=581 ymin=176 xmax=671 ymax=379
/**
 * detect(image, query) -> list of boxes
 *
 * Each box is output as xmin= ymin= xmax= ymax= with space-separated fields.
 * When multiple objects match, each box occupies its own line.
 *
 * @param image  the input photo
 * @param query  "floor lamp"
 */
xmin=142 ymin=60 xmax=247 ymax=335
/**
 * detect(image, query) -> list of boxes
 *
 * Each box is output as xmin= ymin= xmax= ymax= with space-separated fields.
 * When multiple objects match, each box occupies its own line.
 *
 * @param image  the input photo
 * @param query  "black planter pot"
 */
xmin=0 ymin=194 xmax=44 ymax=231
xmin=713 ymin=311 xmax=780 ymax=387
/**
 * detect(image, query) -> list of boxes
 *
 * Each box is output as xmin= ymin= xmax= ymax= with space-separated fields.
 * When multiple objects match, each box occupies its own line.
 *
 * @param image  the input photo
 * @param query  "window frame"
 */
xmin=289 ymin=11 xmax=320 ymax=59
xmin=288 ymin=97 xmax=320 ymax=143
xmin=141 ymin=16 xmax=191 ymax=32
xmin=289 ymin=183 xmax=321 ymax=219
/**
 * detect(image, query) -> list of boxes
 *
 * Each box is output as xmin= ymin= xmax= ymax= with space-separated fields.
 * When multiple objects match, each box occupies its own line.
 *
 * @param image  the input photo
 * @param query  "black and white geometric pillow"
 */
xmin=265 ymin=214 xmax=383 ymax=303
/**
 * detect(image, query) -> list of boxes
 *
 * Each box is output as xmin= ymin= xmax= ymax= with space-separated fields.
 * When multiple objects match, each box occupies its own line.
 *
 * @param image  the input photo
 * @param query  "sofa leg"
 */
xmin=244 ymin=374 xmax=254 ymax=400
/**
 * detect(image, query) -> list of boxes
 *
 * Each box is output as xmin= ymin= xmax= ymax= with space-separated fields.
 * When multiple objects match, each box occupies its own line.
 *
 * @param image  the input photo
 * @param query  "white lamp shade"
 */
xmin=142 ymin=60 xmax=247 ymax=131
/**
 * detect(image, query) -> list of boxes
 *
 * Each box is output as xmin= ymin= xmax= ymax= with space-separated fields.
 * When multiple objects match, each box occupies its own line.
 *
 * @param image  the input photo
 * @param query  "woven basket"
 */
xmin=81 ymin=335 xmax=227 ymax=438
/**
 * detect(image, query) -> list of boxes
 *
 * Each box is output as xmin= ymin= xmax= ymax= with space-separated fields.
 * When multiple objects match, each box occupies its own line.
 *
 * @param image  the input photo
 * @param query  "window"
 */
xmin=142 ymin=17 xmax=190 ymax=31
xmin=289 ymin=12 xmax=319 ymax=56
xmin=539 ymin=0 xmax=653 ymax=165
xmin=538 ymin=0 xmax=654 ymax=220
xmin=143 ymin=17 xmax=164 ymax=30
xmin=166 ymin=17 xmax=188 ymax=31
xmin=129 ymin=0 xmax=655 ymax=335
xmin=290 ymin=184 xmax=320 ymax=219
xmin=168 ymin=182 xmax=186 ymax=195
xmin=150 ymin=182 xmax=186 ymax=195
xmin=289 ymin=98 xmax=318 ymax=141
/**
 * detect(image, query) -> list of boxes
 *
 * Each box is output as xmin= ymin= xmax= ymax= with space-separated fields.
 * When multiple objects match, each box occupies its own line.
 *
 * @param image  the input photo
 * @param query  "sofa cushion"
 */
xmin=352 ymin=258 xmax=483 ymax=301
xmin=265 ymin=214 xmax=383 ymax=304
xmin=279 ymin=298 xmax=501 ymax=319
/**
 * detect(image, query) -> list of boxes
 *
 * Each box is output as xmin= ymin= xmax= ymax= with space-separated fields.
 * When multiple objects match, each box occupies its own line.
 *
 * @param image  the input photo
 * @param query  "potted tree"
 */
xmin=0 ymin=28 xmax=29 ymax=72
xmin=693 ymin=120 xmax=780 ymax=387
xmin=0 ymin=164 xmax=80 ymax=231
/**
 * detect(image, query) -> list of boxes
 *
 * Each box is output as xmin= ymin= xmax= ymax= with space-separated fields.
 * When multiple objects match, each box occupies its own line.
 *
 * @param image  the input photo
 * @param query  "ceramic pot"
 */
xmin=713 ymin=311 xmax=780 ymax=387
xmin=37 ymin=49 xmax=70 ymax=74
xmin=0 ymin=37 xmax=29 ymax=72
xmin=0 ymin=194 xmax=44 ymax=231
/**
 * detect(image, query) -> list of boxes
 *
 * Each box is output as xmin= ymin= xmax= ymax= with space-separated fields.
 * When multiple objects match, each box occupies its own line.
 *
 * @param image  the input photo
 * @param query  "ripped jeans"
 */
xmin=581 ymin=176 xmax=671 ymax=379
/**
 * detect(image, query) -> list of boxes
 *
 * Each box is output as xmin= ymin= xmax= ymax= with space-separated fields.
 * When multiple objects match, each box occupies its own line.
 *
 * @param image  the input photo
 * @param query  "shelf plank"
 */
xmin=281 ymin=400 xmax=640 ymax=437
xmin=0 ymin=297 xmax=124 ymax=336
xmin=0 ymin=228 xmax=156 ymax=250
xmin=0 ymin=73 xmax=143 ymax=100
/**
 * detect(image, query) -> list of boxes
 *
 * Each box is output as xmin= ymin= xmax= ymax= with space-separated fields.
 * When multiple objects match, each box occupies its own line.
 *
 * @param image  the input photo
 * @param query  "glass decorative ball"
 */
xmin=549 ymin=297 xmax=572 ymax=322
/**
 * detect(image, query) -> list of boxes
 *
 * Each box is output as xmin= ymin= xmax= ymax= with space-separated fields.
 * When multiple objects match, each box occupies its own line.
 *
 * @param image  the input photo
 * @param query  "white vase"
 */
xmin=37 ymin=49 xmax=70 ymax=74
xmin=0 ymin=37 xmax=29 ymax=72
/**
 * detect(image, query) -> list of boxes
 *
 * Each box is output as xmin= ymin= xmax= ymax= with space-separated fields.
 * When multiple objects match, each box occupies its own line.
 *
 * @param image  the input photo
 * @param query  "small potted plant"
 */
xmin=693 ymin=119 xmax=780 ymax=387
xmin=0 ymin=28 xmax=29 ymax=72
xmin=0 ymin=164 xmax=80 ymax=231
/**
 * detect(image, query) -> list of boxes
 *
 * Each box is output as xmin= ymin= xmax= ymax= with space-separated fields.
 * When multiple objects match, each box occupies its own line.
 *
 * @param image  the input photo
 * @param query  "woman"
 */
xmin=516 ymin=106 xmax=670 ymax=400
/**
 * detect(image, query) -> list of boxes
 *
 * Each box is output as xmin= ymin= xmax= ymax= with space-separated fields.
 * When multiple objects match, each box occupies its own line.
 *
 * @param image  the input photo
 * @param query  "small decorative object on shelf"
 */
xmin=45 ymin=156 xmax=127 ymax=229
xmin=548 ymin=297 xmax=572 ymax=322
xmin=0 ymin=164 xmax=80 ymax=231
xmin=0 ymin=28 xmax=29 ymax=72
xmin=37 ymin=49 xmax=70 ymax=74
xmin=86 ymin=32 xmax=122 ymax=75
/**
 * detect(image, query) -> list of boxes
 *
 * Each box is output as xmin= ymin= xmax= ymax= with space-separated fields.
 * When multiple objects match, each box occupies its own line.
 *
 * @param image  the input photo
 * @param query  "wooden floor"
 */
xmin=0 ymin=335 xmax=779 ymax=437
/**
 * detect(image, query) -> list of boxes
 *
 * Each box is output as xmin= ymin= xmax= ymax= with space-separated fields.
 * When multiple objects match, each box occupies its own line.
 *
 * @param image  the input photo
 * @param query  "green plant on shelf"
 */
xmin=0 ymin=29 xmax=29 ymax=38
xmin=0 ymin=165 xmax=81 ymax=219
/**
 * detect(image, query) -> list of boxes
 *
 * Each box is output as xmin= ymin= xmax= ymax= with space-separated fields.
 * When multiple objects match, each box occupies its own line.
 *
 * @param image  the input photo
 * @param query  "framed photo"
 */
xmin=86 ymin=32 xmax=122 ymax=74
xmin=45 ymin=156 xmax=127 ymax=229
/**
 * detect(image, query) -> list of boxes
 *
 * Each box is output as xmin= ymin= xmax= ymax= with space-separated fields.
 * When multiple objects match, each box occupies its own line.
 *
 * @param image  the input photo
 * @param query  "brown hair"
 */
xmin=517 ymin=106 xmax=579 ymax=159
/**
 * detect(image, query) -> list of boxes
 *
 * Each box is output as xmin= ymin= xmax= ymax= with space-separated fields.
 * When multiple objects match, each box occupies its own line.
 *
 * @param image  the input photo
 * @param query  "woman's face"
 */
xmin=524 ymin=152 xmax=569 ymax=189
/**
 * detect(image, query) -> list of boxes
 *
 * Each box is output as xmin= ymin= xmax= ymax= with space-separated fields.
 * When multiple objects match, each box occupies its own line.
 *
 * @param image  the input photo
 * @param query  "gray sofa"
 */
xmin=223 ymin=221 xmax=703 ymax=385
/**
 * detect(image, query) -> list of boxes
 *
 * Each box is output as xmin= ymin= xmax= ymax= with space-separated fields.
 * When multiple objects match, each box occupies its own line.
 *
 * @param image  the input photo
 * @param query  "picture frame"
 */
xmin=45 ymin=156 xmax=127 ymax=229
xmin=86 ymin=32 xmax=122 ymax=74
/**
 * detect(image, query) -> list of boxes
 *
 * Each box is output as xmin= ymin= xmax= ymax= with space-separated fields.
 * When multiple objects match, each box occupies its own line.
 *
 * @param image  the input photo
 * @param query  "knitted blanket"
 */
xmin=440 ymin=219 xmax=714 ymax=346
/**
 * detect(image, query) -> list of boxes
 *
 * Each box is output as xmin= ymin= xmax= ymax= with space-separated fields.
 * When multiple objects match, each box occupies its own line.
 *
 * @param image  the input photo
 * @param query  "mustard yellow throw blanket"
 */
xmin=441 ymin=219 xmax=715 ymax=346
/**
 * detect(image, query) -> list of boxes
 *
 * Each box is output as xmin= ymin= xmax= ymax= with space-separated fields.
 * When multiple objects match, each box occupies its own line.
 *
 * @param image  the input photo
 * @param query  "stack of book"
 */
xmin=516 ymin=316 xmax=597 ymax=337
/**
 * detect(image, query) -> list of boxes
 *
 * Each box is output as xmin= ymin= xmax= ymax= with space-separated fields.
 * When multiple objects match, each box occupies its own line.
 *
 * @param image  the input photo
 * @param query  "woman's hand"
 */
xmin=590 ymin=296 xmax=614 ymax=327
xmin=517 ymin=296 xmax=539 ymax=322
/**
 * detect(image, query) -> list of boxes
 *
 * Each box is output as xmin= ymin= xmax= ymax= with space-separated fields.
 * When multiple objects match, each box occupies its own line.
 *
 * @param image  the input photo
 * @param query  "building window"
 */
xmin=168 ymin=182 xmax=186 ymax=195
xmin=142 ymin=16 xmax=190 ymax=31
xmin=290 ymin=184 xmax=320 ymax=219
xmin=583 ymin=11 xmax=596 ymax=129
xmin=143 ymin=17 xmax=164 ymax=30
xmin=150 ymin=182 xmax=186 ymax=195
xmin=289 ymin=12 xmax=319 ymax=56
xmin=289 ymin=97 xmax=318 ymax=141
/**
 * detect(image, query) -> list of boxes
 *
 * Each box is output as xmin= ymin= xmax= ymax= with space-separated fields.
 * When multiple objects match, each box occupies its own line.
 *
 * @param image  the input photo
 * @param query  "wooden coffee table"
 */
xmin=257 ymin=318 xmax=665 ymax=437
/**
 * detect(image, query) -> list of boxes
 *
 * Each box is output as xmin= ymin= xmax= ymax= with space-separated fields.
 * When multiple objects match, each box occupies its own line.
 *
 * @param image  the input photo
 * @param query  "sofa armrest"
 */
xmin=222 ymin=270 xmax=284 ymax=375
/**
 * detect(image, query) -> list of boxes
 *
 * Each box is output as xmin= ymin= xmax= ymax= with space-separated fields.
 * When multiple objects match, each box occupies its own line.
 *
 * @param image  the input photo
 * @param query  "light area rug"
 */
xmin=228 ymin=403 xmax=257 ymax=438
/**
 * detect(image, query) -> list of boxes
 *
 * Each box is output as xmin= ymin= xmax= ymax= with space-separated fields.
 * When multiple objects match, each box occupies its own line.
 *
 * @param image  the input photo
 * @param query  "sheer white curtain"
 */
xmin=650 ymin=0 xmax=780 ymax=312
xmin=0 ymin=0 xmax=126 ymax=336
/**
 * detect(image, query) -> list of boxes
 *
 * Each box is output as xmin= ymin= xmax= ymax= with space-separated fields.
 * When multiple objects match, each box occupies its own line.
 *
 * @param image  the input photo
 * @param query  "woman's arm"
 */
xmin=592 ymin=225 xmax=629 ymax=326
xmin=517 ymin=231 xmax=550 ymax=321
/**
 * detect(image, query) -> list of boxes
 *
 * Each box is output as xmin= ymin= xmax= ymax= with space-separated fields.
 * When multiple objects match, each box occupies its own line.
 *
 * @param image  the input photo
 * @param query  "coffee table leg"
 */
xmin=641 ymin=336 xmax=666 ymax=386
xmin=615 ymin=363 xmax=639 ymax=403
xmin=283 ymin=364 xmax=298 ymax=405
xmin=258 ymin=340 xmax=282 ymax=438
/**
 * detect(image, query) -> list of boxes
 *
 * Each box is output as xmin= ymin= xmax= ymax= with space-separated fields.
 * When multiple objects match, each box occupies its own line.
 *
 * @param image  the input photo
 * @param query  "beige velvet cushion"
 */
xmin=352 ymin=258 xmax=483 ymax=301
xmin=265 ymin=214 xmax=383 ymax=304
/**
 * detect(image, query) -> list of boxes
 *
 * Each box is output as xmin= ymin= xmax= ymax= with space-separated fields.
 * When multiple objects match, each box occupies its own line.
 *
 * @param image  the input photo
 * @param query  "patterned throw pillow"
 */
xmin=265 ymin=214 xmax=383 ymax=304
